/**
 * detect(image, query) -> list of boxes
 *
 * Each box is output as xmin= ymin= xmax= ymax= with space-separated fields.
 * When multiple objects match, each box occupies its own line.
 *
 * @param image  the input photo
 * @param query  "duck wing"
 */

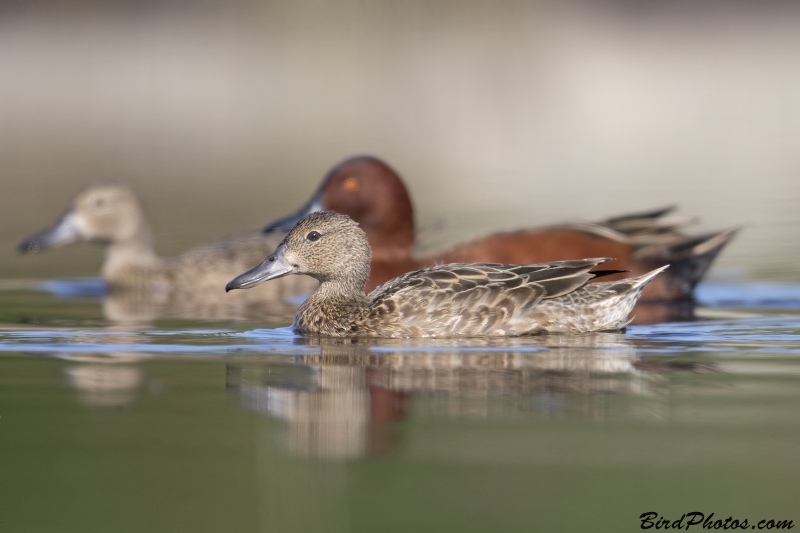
xmin=364 ymin=258 xmax=613 ymax=336
xmin=547 ymin=206 xmax=696 ymax=244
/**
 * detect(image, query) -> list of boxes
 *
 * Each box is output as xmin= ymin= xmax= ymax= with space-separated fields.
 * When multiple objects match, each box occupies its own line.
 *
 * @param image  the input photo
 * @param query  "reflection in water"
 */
xmin=63 ymin=364 xmax=144 ymax=407
xmin=629 ymin=300 xmax=695 ymax=325
xmin=229 ymin=333 xmax=706 ymax=459
xmin=104 ymin=286 xmax=697 ymax=326
xmin=19 ymin=277 xmax=698 ymax=326
xmin=8 ymin=277 xmax=306 ymax=325
xmin=47 ymin=329 xmax=152 ymax=407
xmin=101 ymin=287 xmax=304 ymax=325
xmin=234 ymin=365 xmax=375 ymax=459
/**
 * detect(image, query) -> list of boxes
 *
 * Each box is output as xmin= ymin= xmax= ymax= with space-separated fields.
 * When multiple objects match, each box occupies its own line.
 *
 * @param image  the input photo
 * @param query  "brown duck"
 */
xmin=227 ymin=211 xmax=668 ymax=338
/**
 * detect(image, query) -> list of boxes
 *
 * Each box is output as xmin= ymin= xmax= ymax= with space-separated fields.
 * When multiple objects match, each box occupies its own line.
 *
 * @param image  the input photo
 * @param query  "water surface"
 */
xmin=1 ymin=280 xmax=799 ymax=532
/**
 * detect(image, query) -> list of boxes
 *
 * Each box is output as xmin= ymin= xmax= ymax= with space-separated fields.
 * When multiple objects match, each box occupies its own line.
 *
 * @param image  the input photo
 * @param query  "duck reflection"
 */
xmin=100 ymin=286 xmax=302 ymax=325
xmin=229 ymin=360 xmax=405 ymax=459
xmin=47 ymin=330 xmax=152 ymax=407
xmin=63 ymin=363 xmax=144 ymax=408
xmin=229 ymin=334 xmax=706 ymax=459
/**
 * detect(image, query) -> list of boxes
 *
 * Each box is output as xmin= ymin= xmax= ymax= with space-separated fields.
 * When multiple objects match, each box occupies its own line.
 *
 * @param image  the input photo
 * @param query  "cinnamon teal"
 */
xmin=263 ymin=156 xmax=737 ymax=301
xmin=17 ymin=185 xmax=317 ymax=304
xmin=227 ymin=211 xmax=668 ymax=337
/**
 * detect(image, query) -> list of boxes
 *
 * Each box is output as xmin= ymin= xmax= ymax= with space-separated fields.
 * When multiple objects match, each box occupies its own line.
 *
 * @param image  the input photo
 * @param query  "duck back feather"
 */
xmin=356 ymin=259 xmax=665 ymax=337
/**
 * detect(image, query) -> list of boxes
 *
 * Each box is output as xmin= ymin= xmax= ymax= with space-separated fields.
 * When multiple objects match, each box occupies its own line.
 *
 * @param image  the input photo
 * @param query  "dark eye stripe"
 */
xmin=306 ymin=231 xmax=321 ymax=242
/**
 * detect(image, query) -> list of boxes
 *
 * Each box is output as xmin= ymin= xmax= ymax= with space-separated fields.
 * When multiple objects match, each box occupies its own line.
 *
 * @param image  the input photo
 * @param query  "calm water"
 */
xmin=3 ymin=2 xmax=800 ymax=531
xmin=1 ymin=280 xmax=799 ymax=532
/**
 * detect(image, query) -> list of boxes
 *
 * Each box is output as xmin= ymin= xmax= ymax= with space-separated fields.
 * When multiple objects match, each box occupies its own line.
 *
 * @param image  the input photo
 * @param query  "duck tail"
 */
xmin=603 ymin=205 xmax=676 ymax=224
xmin=555 ymin=265 xmax=669 ymax=333
xmin=553 ymin=206 xmax=699 ymax=244
xmin=599 ymin=205 xmax=697 ymax=238
xmin=627 ymin=264 xmax=670 ymax=288
xmin=634 ymin=228 xmax=739 ymax=299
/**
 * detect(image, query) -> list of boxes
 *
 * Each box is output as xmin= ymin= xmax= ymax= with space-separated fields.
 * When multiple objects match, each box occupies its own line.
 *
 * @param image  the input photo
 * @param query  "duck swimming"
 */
xmin=264 ymin=156 xmax=737 ymax=301
xmin=227 ymin=211 xmax=667 ymax=337
xmin=17 ymin=184 xmax=316 ymax=304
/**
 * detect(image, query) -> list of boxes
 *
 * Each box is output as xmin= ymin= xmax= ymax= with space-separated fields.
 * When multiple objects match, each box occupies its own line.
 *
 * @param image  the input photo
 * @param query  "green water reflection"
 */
xmin=2 ymin=351 xmax=800 ymax=531
xmin=1 ymin=284 xmax=800 ymax=532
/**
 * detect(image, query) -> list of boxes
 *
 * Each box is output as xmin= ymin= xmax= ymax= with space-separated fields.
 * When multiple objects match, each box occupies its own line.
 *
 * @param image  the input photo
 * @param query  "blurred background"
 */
xmin=2 ymin=0 xmax=799 ymax=280
xmin=4 ymin=4 xmax=800 ymax=531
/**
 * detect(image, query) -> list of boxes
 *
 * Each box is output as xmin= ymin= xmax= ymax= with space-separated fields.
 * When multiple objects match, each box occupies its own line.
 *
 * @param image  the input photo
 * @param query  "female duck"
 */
xmin=17 ymin=184 xmax=315 ymax=300
xmin=227 ymin=211 xmax=667 ymax=337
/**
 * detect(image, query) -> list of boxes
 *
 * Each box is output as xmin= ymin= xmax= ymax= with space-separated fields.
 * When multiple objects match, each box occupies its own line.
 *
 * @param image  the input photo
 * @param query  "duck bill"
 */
xmin=226 ymin=247 xmax=296 ymax=292
xmin=262 ymin=190 xmax=324 ymax=234
xmin=17 ymin=212 xmax=81 ymax=253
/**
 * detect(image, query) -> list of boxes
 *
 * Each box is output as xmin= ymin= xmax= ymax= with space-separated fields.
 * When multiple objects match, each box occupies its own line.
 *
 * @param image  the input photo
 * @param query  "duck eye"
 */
xmin=342 ymin=176 xmax=359 ymax=192
xmin=306 ymin=231 xmax=321 ymax=242
xmin=94 ymin=198 xmax=105 ymax=208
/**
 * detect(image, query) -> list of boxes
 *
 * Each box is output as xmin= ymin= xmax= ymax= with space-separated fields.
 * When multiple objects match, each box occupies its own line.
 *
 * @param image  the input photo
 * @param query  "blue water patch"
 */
xmin=628 ymin=315 xmax=800 ymax=354
xmin=0 ymin=342 xmax=275 ymax=354
xmin=697 ymin=282 xmax=800 ymax=308
xmin=39 ymin=277 xmax=108 ymax=298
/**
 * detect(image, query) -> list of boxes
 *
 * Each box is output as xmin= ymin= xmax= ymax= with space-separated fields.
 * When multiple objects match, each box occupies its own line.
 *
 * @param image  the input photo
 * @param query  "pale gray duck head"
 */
xmin=18 ymin=184 xmax=150 ymax=252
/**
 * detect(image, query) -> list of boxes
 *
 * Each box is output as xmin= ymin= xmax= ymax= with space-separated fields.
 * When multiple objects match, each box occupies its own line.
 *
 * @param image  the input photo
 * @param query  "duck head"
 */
xmin=228 ymin=211 xmax=371 ymax=292
xmin=262 ymin=156 xmax=414 ymax=261
xmin=18 ymin=185 xmax=151 ymax=253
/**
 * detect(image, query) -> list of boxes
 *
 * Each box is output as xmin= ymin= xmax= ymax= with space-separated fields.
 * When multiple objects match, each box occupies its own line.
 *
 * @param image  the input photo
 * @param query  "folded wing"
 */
xmin=365 ymin=258 xmax=614 ymax=336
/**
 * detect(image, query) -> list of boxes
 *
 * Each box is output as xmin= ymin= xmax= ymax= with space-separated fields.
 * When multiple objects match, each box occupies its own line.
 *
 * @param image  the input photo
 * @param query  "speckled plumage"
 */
xmin=228 ymin=211 xmax=667 ymax=338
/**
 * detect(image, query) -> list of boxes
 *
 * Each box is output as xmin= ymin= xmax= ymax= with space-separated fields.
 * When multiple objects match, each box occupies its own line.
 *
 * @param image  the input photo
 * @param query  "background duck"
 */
xmin=17 ymin=184 xmax=316 ymax=309
xmin=264 ymin=156 xmax=737 ymax=301
xmin=227 ymin=211 xmax=667 ymax=338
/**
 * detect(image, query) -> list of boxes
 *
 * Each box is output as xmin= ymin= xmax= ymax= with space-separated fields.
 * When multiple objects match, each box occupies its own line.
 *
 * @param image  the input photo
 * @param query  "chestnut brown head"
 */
xmin=263 ymin=156 xmax=415 ymax=261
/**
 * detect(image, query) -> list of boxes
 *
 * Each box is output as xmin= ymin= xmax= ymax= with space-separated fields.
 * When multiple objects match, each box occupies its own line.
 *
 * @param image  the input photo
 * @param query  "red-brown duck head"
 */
xmin=264 ymin=156 xmax=415 ymax=261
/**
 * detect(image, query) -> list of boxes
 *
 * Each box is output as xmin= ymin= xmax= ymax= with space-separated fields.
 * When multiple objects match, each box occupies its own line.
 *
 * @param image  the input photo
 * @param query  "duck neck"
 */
xmin=308 ymin=277 xmax=369 ymax=306
xmin=102 ymin=225 xmax=161 ymax=283
xmin=295 ymin=278 xmax=371 ymax=334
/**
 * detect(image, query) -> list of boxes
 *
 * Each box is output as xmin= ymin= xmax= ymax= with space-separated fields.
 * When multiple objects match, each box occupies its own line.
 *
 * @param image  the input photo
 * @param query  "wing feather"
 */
xmin=364 ymin=258 xmax=612 ymax=336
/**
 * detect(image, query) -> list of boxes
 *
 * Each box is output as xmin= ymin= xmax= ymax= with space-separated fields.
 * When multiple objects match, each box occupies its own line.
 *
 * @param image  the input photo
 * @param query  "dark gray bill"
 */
xmin=226 ymin=246 xmax=296 ymax=292
xmin=17 ymin=212 xmax=82 ymax=253
xmin=262 ymin=190 xmax=324 ymax=234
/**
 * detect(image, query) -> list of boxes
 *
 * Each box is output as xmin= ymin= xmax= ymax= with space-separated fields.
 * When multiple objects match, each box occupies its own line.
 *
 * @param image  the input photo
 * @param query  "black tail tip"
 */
xmin=590 ymin=269 xmax=630 ymax=279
